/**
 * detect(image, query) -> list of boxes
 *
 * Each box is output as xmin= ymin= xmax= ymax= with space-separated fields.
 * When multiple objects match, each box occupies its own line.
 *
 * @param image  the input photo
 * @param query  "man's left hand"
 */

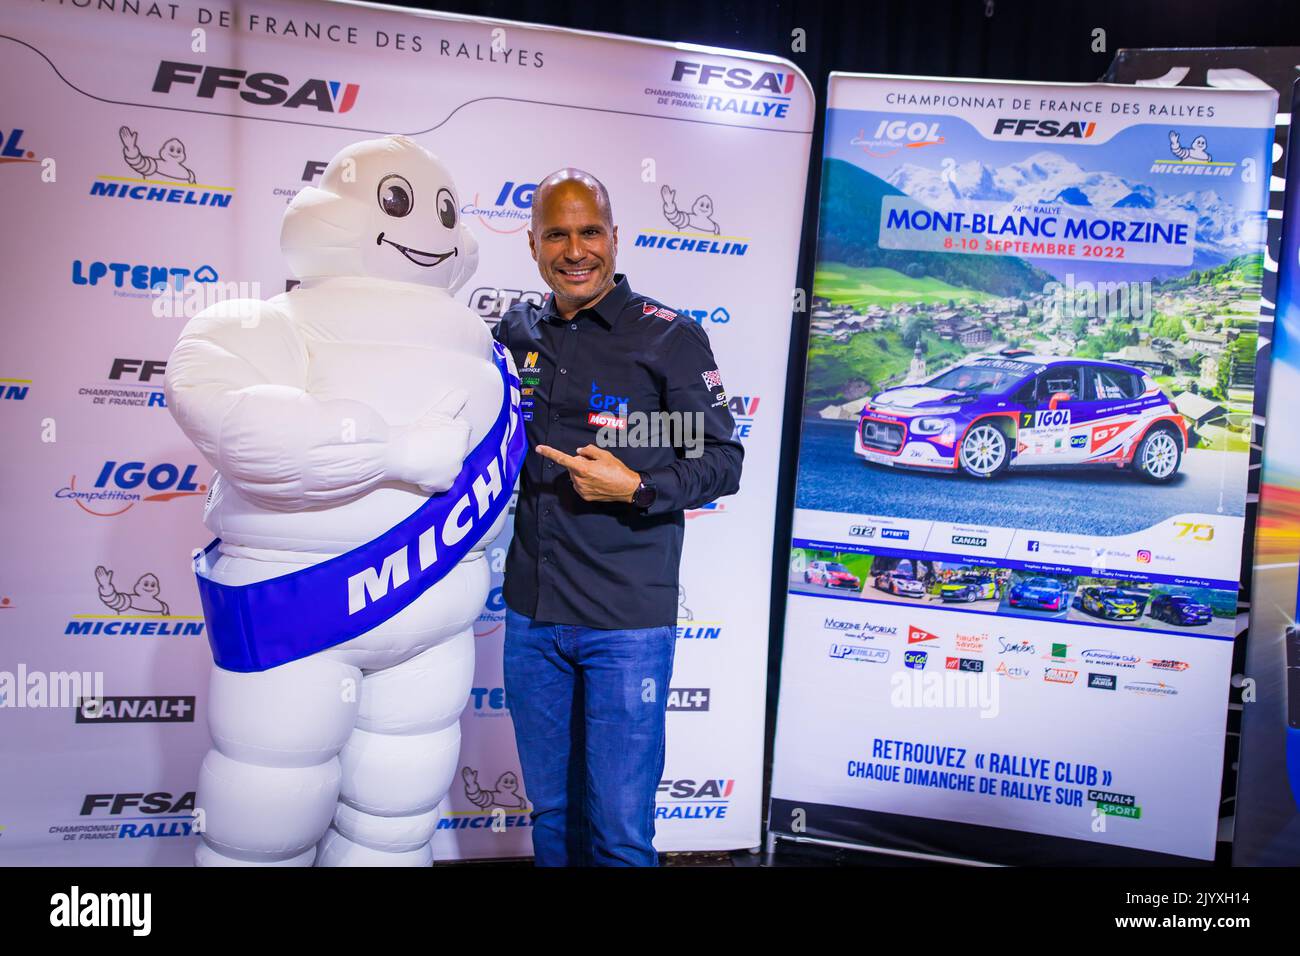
xmin=535 ymin=443 xmax=640 ymax=503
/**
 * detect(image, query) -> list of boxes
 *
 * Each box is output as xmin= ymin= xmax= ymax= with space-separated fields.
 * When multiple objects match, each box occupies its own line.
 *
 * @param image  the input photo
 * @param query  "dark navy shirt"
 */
xmin=492 ymin=273 xmax=743 ymax=628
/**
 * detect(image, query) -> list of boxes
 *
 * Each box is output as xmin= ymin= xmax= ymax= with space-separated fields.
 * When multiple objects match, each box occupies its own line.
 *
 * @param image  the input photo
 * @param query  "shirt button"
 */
xmin=542 ymin=554 xmax=550 ymax=563
xmin=544 ymin=508 xmax=551 ymax=517
xmin=570 ymin=324 xmax=577 ymax=330
xmin=559 ymin=368 xmax=567 ymax=375
xmin=552 ymin=413 xmax=559 ymax=421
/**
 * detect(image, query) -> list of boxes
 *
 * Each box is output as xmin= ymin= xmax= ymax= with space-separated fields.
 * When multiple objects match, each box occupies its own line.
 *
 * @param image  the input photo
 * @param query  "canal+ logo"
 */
xmin=56 ymin=461 xmax=207 ymax=517
xmin=152 ymin=61 xmax=359 ymax=113
xmin=992 ymin=118 xmax=1097 ymax=139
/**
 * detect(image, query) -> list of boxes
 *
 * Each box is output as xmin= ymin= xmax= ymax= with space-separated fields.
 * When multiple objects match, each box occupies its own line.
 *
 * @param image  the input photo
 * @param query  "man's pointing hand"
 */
xmin=536 ymin=443 xmax=641 ymax=503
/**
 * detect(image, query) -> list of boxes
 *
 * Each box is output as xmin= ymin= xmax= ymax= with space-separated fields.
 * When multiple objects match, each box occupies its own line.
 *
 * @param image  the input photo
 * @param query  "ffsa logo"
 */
xmin=153 ymin=61 xmax=360 ymax=113
xmin=656 ymin=778 xmax=733 ymax=821
xmin=672 ymin=61 xmax=794 ymax=95
xmin=993 ymin=118 xmax=1097 ymax=139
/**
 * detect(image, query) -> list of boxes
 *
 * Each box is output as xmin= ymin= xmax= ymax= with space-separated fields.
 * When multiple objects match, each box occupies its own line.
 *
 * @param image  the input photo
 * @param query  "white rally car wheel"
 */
xmin=959 ymin=422 xmax=1009 ymax=479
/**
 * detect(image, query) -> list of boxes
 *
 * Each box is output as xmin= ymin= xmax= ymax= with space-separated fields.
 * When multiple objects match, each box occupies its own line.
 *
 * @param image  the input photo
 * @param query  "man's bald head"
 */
xmin=531 ymin=168 xmax=613 ymax=232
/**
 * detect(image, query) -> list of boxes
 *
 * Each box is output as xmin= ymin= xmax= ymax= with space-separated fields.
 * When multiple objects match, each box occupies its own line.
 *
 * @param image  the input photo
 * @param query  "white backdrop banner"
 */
xmin=0 ymin=0 xmax=812 ymax=863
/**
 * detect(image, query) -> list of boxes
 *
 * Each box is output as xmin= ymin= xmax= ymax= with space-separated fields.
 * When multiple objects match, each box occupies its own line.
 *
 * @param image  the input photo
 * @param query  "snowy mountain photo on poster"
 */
xmin=800 ymin=79 xmax=1275 ymax=564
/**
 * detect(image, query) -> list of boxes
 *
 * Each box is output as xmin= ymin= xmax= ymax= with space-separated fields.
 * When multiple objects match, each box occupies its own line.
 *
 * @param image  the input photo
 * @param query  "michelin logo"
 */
xmin=661 ymin=185 xmax=719 ymax=234
xmin=1168 ymin=131 xmax=1211 ymax=162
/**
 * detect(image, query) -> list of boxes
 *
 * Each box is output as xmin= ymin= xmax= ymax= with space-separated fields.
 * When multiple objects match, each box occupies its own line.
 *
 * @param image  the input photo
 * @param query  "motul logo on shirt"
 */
xmin=587 ymin=411 xmax=626 ymax=429
xmin=908 ymin=625 xmax=939 ymax=644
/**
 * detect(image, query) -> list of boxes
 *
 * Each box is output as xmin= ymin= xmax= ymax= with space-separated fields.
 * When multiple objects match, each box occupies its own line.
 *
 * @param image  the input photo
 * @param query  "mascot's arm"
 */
xmin=165 ymin=299 xmax=468 ymax=511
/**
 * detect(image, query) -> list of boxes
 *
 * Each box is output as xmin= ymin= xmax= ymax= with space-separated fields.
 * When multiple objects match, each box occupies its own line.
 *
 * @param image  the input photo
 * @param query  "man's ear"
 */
xmin=527 ymin=229 xmax=537 ymax=262
xmin=612 ymin=224 xmax=618 ymax=257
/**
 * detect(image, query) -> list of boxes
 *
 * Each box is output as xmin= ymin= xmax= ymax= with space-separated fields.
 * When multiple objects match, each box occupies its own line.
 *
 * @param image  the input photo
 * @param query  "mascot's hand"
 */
xmin=95 ymin=566 xmax=113 ymax=589
xmin=119 ymin=126 xmax=138 ymax=153
xmin=387 ymin=388 xmax=472 ymax=494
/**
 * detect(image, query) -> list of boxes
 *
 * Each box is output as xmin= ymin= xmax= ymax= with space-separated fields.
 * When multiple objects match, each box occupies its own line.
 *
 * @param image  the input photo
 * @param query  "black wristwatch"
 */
xmin=631 ymin=471 xmax=657 ymax=510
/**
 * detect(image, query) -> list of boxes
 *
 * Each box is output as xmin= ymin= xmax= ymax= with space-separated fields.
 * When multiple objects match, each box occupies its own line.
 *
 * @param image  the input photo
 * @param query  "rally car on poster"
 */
xmin=1147 ymin=593 xmax=1213 ymax=626
xmin=1076 ymin=585 xmax=1148 ymax=621
xmin=804 ymin=561 xmax=861 ymax=591
xmin=873 ymin=569 xmax=925 ymax=598
xmin=940 ymin=573 xmax=998 ymax=603
xmin=854 ymin=350 xmax=1188 ymax=481
xmin=1007 ymin=576 xmax=1068 ymax=611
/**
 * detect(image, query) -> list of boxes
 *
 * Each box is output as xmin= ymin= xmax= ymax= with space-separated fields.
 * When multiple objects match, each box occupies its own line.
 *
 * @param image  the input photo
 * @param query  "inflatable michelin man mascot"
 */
xmin=165 ymin=135 xmax=523 ymax=867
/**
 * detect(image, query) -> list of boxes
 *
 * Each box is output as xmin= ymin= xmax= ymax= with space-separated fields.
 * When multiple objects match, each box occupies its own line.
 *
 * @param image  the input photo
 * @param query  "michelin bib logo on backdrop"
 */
xmin=165 ymin=135 xmax=522 ymax=867
xmin=772 ymin=73 xmax=1275 ymax=864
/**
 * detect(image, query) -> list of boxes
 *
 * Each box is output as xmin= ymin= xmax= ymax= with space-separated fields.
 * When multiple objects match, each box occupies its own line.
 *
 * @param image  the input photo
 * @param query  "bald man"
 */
xmin=492 ymin=169 xmax=743 ymax=866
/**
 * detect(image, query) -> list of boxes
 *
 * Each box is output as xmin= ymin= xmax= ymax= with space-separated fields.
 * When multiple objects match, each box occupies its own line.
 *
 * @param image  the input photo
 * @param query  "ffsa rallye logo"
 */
xmin=668 ymin=61 xmax=794 ymax=121
xmin=153 ymin=62 xmax=359 ymax=113
xmin=993 ymin=118 xmax=1097 ymax=139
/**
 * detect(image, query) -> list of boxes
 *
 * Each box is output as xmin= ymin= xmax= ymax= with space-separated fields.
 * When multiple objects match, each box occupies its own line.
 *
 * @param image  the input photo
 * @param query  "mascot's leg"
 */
xmin=193 ymin=653 xmax=362 ymax=866
xmin=316 ymin=626 xmax=476 ymax=866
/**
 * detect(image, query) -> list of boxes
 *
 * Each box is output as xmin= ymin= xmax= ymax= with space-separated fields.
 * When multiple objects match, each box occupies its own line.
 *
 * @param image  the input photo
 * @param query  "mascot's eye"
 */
xmin=436 ymin=187 xmax=456 ymax=228
xmin=377 ymin=174 xmax=414 ymax=218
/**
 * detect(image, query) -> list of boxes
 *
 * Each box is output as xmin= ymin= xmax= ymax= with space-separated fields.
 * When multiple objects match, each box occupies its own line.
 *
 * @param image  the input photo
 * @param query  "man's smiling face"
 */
xmin=528 ymin=177 xmax=617 ymax=315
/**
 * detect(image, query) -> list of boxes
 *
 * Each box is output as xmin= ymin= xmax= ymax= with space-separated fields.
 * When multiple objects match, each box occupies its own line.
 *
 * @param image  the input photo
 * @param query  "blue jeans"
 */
xmin=503 ymin=607 xmax=677 ymax=866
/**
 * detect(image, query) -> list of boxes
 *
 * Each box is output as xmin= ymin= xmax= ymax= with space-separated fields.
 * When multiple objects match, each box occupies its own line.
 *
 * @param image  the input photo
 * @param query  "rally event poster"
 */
xmin=770 ymin=74 xmax=1276 ymax=861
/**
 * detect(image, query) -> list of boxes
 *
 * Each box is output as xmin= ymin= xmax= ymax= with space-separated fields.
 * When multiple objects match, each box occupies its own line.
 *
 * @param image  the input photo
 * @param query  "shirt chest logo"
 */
xmin=587 ymin=380 xmax=630 ymax=428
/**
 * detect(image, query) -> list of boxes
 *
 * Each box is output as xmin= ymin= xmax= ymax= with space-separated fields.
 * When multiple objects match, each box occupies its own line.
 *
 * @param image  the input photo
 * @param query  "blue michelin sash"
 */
xmin=193 ymin=342 xmax=523 ymax=673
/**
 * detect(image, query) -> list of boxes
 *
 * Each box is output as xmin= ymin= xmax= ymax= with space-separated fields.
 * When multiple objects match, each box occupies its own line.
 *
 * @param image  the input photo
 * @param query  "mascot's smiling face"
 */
xmin=281 ymin=134 xmax=479 ymax=291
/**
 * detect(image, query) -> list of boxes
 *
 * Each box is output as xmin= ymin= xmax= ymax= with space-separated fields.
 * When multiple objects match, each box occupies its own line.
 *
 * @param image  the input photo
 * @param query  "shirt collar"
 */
xmin=533 ymin=273 xmax=631 ymax=329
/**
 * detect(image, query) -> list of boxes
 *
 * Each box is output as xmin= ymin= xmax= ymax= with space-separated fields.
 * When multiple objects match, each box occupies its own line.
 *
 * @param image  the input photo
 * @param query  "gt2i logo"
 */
xmin=1022 ymin=409 xmax=1070 ymax=430
xmin=1174 ymin=522 xmax=1214 ymax=542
